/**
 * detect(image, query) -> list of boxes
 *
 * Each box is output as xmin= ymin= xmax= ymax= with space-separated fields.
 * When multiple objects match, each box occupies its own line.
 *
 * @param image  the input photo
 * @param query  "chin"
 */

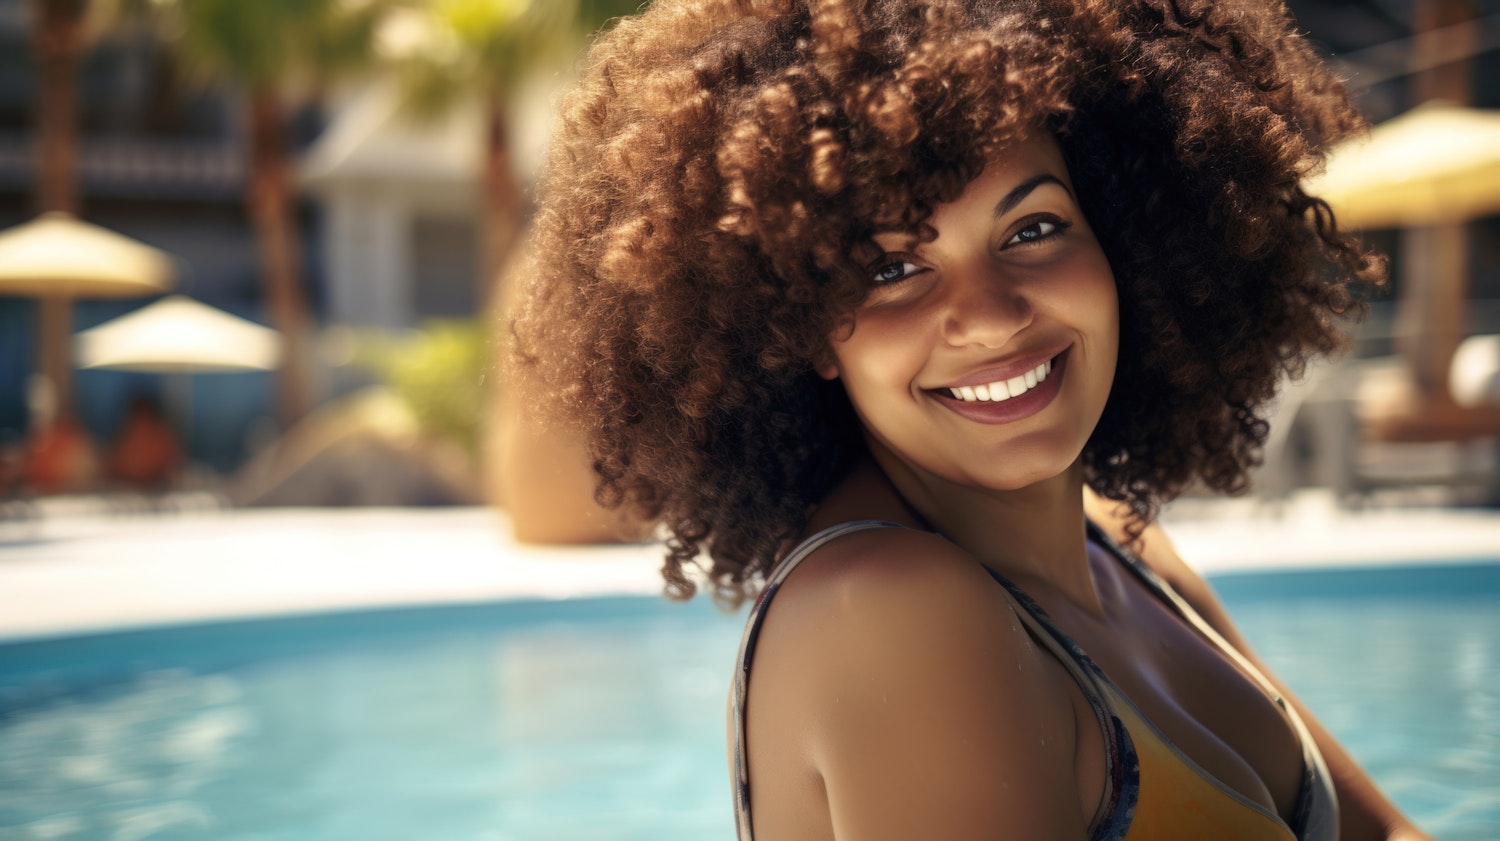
xmin=957 ymin=432 xmax=1088 ymax=490
xmin=964 ymin=467 xmax=1068 ymax=493
xmin=948 ymin=451 xmax=1081 ymax=493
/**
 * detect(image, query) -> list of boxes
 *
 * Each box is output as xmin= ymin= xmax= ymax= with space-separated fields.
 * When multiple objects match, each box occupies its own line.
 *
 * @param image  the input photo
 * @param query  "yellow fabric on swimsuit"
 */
xmin=1111 ymin=694 xmax=1295 ymax=841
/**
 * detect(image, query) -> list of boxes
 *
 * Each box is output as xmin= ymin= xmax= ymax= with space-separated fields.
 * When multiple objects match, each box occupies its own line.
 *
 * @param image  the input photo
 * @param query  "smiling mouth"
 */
xmin=941 ymin=357 xmax=1054 ymax=403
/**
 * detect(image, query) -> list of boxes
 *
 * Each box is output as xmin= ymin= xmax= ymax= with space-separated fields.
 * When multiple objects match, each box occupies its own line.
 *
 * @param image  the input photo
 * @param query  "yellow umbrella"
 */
xmin=1307 ymin=103 xmax=1500 ymax=230
xmin=74 ymin=295 xmax=280 ymax=373
xmin=0 ymin=212 xmax=178 ymax=419
xmin=0 ymin=212 xmax=176 ymax=298
xmin=74 ymin=296 xmax=280 ymax=464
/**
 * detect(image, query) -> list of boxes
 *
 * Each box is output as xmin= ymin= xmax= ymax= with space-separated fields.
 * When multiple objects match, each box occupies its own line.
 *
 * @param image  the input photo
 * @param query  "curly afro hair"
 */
xmin=510 ymin=0 xmax=1386 ymax=605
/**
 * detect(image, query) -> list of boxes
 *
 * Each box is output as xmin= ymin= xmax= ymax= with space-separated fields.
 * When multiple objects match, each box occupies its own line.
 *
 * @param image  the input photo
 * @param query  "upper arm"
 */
xmin=754 ymin=529 xmax=1089 ymax=840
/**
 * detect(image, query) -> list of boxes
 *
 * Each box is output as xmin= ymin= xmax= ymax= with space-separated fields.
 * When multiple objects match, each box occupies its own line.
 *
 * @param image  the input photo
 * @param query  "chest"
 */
xmin=1045 ymin=558 xmax=1307 ymax=828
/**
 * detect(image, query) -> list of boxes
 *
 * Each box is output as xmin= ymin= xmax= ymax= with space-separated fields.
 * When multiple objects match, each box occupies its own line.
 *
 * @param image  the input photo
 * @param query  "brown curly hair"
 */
xmin=510 ymin=0 xmax=1386 ymax=605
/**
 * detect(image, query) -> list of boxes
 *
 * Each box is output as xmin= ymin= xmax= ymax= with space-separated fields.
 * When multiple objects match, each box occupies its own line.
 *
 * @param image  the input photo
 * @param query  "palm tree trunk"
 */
xmin=31 ymin=0 xmax=87 ymax=420
xmin=481 ymin=97 xmax=524 ymax=311
xmin=34 ymin=0 xmax=82 ymax=216
xmin=1398 ymin=0 xmax=1474 ymax=404
xmin=246 ymin=89 xmax=313 ymax=427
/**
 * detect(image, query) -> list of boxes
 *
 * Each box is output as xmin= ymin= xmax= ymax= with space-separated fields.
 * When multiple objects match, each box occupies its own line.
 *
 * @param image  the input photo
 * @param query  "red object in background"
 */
xmin=23 ymin=416 xmax=100 ymax=495
xmin=108 ymin=396 xmax=182 ymax=491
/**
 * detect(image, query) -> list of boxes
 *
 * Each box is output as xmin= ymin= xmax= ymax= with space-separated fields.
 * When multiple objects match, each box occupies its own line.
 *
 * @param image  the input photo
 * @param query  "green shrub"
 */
xmin=357 ymin=319 xmax=489 ymax=459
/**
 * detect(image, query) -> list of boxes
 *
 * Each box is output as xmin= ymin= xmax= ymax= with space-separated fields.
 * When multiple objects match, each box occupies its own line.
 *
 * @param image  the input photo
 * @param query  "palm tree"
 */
xmin=383 ymin=0 xmax=640 ymax=307
xmin=29 ymin=0 xmax=90 ymax=417
xmin=109 ymin=0 xmax=392 ymax=425
xmin=384 ymin=0 xmax=644 ymax=535
xmin=32 ymin=0 xmax=87 ymax=218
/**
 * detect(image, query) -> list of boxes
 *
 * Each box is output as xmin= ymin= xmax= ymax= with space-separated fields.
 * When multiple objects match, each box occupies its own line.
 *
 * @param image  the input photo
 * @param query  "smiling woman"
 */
xmin=508 ymin=0 xmax=1430 ymax=839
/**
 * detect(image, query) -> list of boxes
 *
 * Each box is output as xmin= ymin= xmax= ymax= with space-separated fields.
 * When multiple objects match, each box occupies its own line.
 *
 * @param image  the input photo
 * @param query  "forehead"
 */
xmin=870 ymin=133 xmax=1074 ymax=249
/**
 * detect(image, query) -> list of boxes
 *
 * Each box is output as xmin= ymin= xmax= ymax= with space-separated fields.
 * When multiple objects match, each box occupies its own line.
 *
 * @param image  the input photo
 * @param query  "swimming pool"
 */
xmin=0 ymin=562 xmax=1496 ymax=840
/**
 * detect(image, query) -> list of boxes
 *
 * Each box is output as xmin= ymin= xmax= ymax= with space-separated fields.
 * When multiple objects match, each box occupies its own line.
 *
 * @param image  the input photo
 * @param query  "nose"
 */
xmin=939 ymin=265 xmax=1033 ymax=349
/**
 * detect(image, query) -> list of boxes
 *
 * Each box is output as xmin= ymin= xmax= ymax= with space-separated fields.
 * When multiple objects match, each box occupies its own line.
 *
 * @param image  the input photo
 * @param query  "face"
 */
xmin=818 ymin=133 xmax=1118 ymax=494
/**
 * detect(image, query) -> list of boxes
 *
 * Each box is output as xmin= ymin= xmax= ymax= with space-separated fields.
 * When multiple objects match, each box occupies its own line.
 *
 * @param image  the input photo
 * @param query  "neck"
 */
xmin=866 ymin=440 xmax=1103 ymax=618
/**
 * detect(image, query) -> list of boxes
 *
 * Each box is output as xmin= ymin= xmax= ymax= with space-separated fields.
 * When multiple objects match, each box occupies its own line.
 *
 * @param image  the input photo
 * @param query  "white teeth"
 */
xmin=945 ymin=358 xmax=1055 ymax=403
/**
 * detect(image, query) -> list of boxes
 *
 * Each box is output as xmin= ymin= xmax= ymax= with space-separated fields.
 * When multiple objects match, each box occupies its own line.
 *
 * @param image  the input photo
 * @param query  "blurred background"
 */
xmin=0 ymin=1 xmax=1498 ymax=840
xmin=0 ymin=0 xmax=1497 ymax=513
xmin=0 ymin=0 xmax=1496 ymax=511
xmin=0 ymin=0 xmax=645 ymax=513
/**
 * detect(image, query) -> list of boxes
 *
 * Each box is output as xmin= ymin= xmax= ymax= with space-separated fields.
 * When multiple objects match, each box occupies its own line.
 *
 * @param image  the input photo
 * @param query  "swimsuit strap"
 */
xmin=971 ymin=564 xmax=1140 ymax=839
xmin=730 ymin=520 xmax=901 ymax=841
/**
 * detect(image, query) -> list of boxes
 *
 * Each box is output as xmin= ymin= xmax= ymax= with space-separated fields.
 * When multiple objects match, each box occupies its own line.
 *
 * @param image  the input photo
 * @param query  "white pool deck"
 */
xmin=0 ymin=493 xmax=1497 ymax=644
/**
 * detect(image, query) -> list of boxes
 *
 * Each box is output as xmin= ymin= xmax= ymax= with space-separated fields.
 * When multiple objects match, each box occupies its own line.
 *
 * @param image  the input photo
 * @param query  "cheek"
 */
xmin=831 ymin=312 xmax=931 ymax=393
xmin=1070 ymin=253 xmax=1118 ymax=341
xmin=1094 ymin=279 xmax=1119 ymax=343
xmin=1098 ymin=275 xmax=1120 ymax=351
xmin=1081 ymin=267 xmax=1121 ymax=394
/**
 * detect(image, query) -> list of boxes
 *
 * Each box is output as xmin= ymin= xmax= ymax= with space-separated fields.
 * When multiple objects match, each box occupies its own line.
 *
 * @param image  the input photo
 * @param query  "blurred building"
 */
xmin=299 ymin=80 xmax=484 ymax=332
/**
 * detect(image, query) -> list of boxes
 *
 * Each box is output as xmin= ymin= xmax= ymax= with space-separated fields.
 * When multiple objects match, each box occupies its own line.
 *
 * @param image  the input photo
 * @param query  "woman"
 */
xmin=511 ymin=0 xmax=1433 ymax=837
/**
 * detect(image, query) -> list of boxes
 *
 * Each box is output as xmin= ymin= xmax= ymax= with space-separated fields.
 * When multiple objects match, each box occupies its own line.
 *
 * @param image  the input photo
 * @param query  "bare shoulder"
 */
xmin=747 ymin=526 xmax=1088 ymax=839
xmin=755 ymin=528 xmax=1033 ymax=691
xmin=770 ymin=526 xmax=1013 ymax=624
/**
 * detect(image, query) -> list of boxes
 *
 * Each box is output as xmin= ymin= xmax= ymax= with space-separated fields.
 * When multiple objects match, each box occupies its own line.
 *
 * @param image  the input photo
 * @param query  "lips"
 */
xmin=928 ymin=348 xmax=1069 ymax=425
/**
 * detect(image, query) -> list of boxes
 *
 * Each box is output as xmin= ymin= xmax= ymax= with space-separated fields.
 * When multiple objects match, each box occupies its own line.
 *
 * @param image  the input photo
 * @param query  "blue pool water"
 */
xmin=0 ymin=562 xmax=1496 ymax=840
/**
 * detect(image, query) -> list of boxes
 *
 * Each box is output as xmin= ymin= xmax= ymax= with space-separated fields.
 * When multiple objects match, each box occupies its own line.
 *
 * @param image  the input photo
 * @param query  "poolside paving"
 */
xmin=0 ymin=493 xmax=1497 ymax=643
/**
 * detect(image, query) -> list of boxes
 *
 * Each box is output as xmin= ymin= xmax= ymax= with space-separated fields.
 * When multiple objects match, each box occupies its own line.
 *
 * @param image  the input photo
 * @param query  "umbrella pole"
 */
xmin=38 ymin=295 xmax=73 ymax=419
xmin=1398 ymin=0 xmax=1475 ymax=410
xmin=1397 ymin=224 xmax=1467 ymax=401
xmin=167 ymin=372 xmax=194 ymax=467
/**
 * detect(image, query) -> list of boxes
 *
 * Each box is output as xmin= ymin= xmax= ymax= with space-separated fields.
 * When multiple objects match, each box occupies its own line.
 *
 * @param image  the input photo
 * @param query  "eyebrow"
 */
xmin=992 ymin=173 xmax=1071 ymax=219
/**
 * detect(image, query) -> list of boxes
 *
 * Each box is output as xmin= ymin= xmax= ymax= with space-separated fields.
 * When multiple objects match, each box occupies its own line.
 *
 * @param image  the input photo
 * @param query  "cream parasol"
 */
xmin=0 ymin=212 xmax=176 ymax=298
xmin=1307 ymin=103 xmax=1500 ymax=230
xmin=0 ymin=212 xmax=178 ymax=419
xmin=75 ymin=295 xmax=280 ymax=373
xmin=75 ymin=296 xmax=280 ymax=463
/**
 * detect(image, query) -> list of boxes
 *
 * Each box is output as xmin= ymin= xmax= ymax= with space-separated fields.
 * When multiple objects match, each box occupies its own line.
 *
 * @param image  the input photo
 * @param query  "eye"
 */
xmin=871 ymin=260 xmax=921 ymax=285
xmin=1005 ymin=217 xmax=1069 ymax=247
